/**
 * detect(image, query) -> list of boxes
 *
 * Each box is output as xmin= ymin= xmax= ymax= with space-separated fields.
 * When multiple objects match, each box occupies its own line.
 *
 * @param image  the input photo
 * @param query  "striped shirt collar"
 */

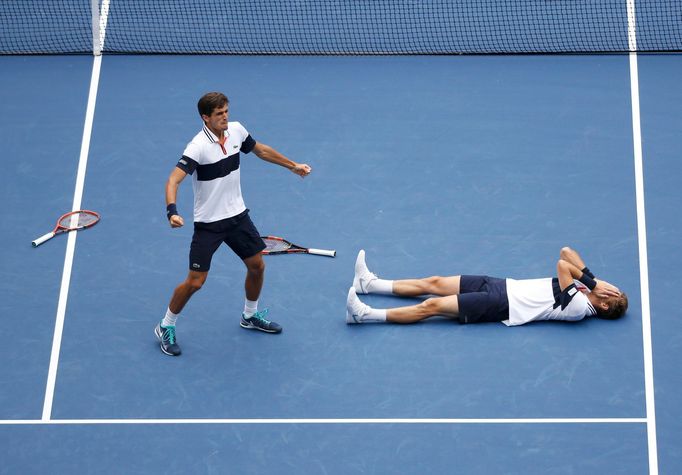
xmin=202 ymin=125 xmax=229 ymax=143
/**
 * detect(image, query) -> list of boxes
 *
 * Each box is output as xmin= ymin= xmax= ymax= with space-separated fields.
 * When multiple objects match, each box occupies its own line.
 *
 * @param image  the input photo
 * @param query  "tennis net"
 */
xmin=1 ymin=1 xmax=681 ymax=55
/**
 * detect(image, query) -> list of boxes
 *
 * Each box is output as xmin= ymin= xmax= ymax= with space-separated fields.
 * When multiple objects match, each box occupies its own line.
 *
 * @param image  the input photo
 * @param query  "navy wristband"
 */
xmin=581 ymin=267 xmax=595 ymax=279
xmin=166 ymin=203 xmax=178 ymax=220
xmin=578 ymin=272 xmax=597 ymax=291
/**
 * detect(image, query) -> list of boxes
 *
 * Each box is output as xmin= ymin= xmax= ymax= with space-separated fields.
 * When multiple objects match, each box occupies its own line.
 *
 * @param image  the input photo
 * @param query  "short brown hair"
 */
xmin=197 ymin=92 xmax=228 ymax=118
xmin=596 ymin=292 xmax=628 ymax=320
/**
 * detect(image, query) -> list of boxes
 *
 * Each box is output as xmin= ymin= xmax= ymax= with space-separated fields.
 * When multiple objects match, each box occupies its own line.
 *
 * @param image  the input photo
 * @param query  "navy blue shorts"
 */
xmin=189 ymin=210 xmax=266 ymax=272
xmin=457 ymin=275 xmax=509 ymax=324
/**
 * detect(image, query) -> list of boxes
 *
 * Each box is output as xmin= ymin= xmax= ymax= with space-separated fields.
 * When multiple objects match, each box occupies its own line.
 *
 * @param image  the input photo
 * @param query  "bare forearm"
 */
xmin=254 ymin=144 xmax=295 ymax=169
xmin=165 ymin=167 xmax=187 ymax=228
xmin=558 ymin=247 xmax=621 ymax=298
xmin=559 ymin=247 xmax=586 ymax=269
xmin=166 ymin=167 xmax=187 ymax=205
xmin=166 ymin=180 xmax=179 ymax=206
xmin=252 ymin=142 xmax=311 ymax=177
xmin=557 ymin=260 xmax=583 ymax=290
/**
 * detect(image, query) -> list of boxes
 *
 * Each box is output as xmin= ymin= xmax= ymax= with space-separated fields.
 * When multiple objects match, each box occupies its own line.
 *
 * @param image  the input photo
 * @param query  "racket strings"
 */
xmin=262 ymin=238 xmax=291 ymax=252
xmin=59 ymin=212 xmax=99 ymax=229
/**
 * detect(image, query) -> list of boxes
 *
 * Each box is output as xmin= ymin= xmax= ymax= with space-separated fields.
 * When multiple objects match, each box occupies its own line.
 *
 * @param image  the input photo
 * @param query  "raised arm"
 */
xmin=556 ymin=259 xmax=583 ymax=289
xmin=165 ymin=167 xmax=187 ymax=228
xmin=558 ymin=246 xmax=620 ymax=298
xmin=252 ymin=142 xmax=311 ymax=178
xmin=559 ymin=246 xmax=586 ymax=269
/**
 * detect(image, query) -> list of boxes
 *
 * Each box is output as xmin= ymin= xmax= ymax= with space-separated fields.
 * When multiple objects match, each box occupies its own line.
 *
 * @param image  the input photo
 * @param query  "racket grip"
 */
xmin=308 ymin=248 xmax=336 ymax=257
xmin=32 ymin=232 xmax=55 ymax=247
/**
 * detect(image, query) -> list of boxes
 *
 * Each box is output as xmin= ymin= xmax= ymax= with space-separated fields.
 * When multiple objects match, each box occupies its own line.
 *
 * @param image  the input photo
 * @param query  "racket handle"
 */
xmin=32 ymin=232 xmax=55 ymax=247
xmin=308 ymin=248 xmax=336 ymax=257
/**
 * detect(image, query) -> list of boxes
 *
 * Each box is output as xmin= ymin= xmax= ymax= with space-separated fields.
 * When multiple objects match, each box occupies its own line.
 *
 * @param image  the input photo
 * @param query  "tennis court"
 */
xmin=1 ymin=2 xmax=681 ymax=474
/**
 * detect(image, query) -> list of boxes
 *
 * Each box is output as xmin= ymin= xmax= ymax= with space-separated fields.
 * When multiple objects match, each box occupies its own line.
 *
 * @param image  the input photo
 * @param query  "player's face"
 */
xmin=204 ymin=104 xmax=229 ymax=133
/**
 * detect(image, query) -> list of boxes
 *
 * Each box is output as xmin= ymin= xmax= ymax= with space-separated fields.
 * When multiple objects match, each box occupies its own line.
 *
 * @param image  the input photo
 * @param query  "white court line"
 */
xmin=41 ymin=0 xmax=109 ymax=420
xmin=629 ymin=52 xmax=659 ymax=475
xmin=628 ymin=1 xmax=658 ymax=474
xmin=41 ymin=56 xmax=102 ymax=421
xmin=31 ymin=6 xmax=655 ymax=467
xmin=1 ymin=418 xmax=648 ymax=426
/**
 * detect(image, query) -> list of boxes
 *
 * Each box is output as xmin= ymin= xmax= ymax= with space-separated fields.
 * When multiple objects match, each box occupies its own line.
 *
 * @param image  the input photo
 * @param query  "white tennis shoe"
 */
xmin=353 ymin=249 xmax=378 ymax=294
xmin=346 ymin=287 xmax=370 ymax=324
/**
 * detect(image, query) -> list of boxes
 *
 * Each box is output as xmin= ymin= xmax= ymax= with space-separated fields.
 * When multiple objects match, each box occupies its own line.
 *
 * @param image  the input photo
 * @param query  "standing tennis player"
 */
xmin=347 ymin=247 xmax=627 ymax=326
xmin=156 ymin=92 xmax=311 ymax=356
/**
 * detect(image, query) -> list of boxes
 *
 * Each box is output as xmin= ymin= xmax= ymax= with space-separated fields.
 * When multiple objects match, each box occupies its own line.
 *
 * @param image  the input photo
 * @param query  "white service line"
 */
xmin=41 ymin=55 xmax=103 ymax=421
xmin=2 ymin=417 xmax=648 ymax=426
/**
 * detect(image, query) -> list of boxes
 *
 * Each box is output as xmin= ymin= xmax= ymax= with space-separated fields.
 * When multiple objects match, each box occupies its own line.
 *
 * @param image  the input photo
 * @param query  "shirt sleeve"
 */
xmin=557 ymin=283 xmax=579 ymax=310
xmin=176 ymin=155 xmax=198 ymax=175
xmin=231 ymin=121 xmax=256 ymax=154
xmin=557 ymin=292 xmax=590 ymax=321
xmin=240 ymin=135 xmax=256 ymax=154
xmin=177 ymin=141 xmax=201 ymax=174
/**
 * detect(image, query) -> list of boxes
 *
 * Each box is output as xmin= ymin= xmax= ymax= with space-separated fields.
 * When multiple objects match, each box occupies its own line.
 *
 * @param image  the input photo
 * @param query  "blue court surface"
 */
xmin=0 ymin=52 xmax=680 ymax=474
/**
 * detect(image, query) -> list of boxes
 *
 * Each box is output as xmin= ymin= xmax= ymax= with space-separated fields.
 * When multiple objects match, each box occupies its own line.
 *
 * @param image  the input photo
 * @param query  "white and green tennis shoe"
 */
xmin=240 ymin=309 xmax=282 ymax=333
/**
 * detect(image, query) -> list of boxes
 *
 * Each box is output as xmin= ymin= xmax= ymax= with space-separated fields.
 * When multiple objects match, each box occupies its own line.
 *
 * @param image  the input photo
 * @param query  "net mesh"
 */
xmin=59 ymin=211 xmax=99 ymax=229
xmin=262 ymin=238 xmax=291 ymax=253
xmin=1 ymin=1 xmax=681 ymax=55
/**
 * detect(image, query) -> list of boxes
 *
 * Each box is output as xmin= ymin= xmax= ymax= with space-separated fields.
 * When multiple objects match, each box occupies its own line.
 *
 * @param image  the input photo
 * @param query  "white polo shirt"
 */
xmin=503 ymin=278 xmax=597 ymax=326
xmin=176 ymin=122 xmax=256 ymax=223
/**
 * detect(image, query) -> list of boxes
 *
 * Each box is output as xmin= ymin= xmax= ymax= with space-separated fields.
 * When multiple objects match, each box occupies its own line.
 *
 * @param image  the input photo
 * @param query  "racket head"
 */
xmin=57 ymin=210 xmax=100 ymax=231
xmin=261 ymin=236 xmax=295 ymax=254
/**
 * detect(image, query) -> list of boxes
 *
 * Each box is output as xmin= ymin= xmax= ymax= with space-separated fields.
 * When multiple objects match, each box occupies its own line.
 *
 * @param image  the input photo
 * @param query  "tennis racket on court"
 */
xmin=261 ymin=236 xmax=336 ymax=257
xmin=32 ymin=210 xmax=100 ymax=247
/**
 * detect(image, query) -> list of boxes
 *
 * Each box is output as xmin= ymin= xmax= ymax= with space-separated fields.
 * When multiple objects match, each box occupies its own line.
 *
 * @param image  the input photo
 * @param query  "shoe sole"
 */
xmin=154 ymin=325 xmax=181 ymax=356
xmin=240 ymin=321 xmax=282 ymax=333
xmin=346 ymin=310 xmax=359 ymax=324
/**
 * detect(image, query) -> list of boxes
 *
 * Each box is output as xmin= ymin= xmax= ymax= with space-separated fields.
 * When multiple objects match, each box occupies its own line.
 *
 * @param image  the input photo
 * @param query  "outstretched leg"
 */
xmin=346 ymin=287 xmax=460 ymax=324
xmin=353 ymin=250 xmax=461 ymax=297
xmin=392 ymin=276 xmax=461 ymax=297
xmin=387 ymin=294 xmax=460 ymax=323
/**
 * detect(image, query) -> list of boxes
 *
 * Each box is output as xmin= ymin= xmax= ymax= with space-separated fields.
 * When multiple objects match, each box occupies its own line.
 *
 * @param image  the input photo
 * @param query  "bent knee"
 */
xmin=187 ymin=281 xmax=204 ymax=293
xmin=420 ymin=297 xmax=441 ymax=314
xmin=422 ymin=296 xmax=458 ymax=316
xmin=245 ymin=257 xmax=265 ymax=275
xmin=424 ymin=276 xmax=444 ymax=286
xmin=186 ymin=274 xmax=207 ymax=292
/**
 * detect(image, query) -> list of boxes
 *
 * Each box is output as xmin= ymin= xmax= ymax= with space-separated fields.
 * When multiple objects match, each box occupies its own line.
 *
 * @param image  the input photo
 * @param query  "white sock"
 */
xmin=244 ymin=299 xmax=258 ymax=317
xmin=161 ymin=308 xmax=178 ymax=327
xmin=362 ymin=307 xmax=387 ymax=322
xmin=367 ymin=278 xmax=394 ymax=295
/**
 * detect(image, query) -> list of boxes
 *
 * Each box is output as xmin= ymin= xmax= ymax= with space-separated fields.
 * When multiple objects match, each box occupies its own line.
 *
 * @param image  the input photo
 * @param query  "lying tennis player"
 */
xmin=346 ymin=247 xmax=627 ymax=325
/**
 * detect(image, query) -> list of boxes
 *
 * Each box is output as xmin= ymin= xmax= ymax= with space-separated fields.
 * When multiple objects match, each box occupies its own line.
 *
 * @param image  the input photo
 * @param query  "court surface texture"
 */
xmin=1 ymin=53 xmax=680 ymax=474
